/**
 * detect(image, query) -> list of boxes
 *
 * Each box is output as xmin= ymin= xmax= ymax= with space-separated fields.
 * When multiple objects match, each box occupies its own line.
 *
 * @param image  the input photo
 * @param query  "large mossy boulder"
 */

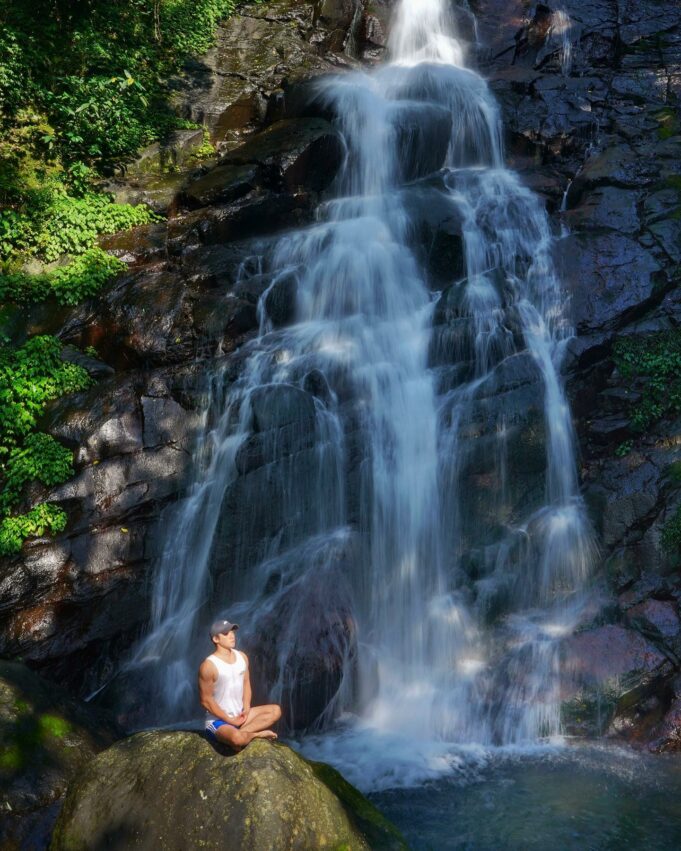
xmin=51 ymin=732 xmax=406 ymax=850
xmin=0 ymin=661 xmax=120 ymax=850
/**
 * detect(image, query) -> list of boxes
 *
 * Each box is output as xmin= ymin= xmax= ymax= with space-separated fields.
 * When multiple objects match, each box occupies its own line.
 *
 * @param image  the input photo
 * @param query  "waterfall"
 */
xmin=127 ymin=0 xmax=595 ymax=781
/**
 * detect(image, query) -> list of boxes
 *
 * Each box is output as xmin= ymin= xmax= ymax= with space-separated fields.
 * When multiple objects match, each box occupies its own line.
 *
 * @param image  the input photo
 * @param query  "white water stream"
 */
xmin=128 ymin=0 xmax=595 ymax=790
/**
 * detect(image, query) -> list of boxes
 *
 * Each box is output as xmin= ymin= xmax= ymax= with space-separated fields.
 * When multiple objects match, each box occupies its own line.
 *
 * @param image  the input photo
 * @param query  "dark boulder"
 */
xmin=263 ymin=270 xmax=298 ymax=327
xmin=180 ymin=118 xmax=344 ymax=210
xmin=170 ymin=0 xmax=342 ymax=148
xmin=561 ymin=624 xmax=673 ymax=738
xmin=181 ymin=162 xmax=260 ymax=209
xmin=249 ymin=383 xmax=317 ymax=432
xmin=390 ymin=101 xmax=453 ymax=182
xmin=0 ymin=662 xmax=119 ymax=850
xmin=221 ymin=117 xmax=344 ymax=192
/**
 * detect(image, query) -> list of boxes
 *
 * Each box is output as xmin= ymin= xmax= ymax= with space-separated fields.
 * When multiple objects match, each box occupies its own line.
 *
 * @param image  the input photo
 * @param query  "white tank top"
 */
xmin=205 ymin=651 xmax=246 ymax=720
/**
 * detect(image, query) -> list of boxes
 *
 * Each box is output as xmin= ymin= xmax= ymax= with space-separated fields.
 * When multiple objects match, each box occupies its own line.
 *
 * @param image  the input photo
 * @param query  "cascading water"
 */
xmin=128 ymin=0 xmax=595 ymax=787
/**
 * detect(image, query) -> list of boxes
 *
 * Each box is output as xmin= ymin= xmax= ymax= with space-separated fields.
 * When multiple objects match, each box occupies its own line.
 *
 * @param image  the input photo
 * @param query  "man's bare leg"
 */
xmin=214 ymin=721 xmax=277 ymax=751
xmin=240 ymin=704 xmax=282 ymax=734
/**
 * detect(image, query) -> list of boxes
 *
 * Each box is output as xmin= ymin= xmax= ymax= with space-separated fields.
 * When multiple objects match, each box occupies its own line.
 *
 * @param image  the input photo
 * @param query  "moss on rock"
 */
xmin=51 ymin=732 xmax=407 ymax=850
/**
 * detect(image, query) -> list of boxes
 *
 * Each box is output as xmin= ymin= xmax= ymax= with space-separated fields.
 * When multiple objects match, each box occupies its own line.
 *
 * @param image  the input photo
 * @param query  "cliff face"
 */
xmin=479 ymin=0 xmax=681 ymax=745
xmin=0 ymin=0 xmax=368 ymax=698
xmin=1 ymin=0 xmax=680 ymax=746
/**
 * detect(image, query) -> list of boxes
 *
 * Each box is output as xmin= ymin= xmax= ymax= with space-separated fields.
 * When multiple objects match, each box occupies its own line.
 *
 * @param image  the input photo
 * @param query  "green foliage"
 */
xmin=0 ymin=336 xmax=92 ymax=457
xmin=0 ymin=0 xmax=236 ymax=173
xmin=0 ymin=701 xmax=72 ymax=775
xmin=0 ymin=181 xmax=157 ymax=263
xmin=44 ymin=74 xmax=155 ymax=165
xmin=0 ymin=433 xmax=74 ymax=515
xmin=0 ymin=502 xmax=67 ymax=557
xmin=0 ymin=0 xmax=237 ymax=553
xmin=0 ymin=0 xmax=230 ymax=273
xmin=190 ymin=129 xmax=217 ymax=161
xmin=613 ymin=332 xmax=681 ymax=432
xmin=656 ymin=108 xmax=680 ymax=141
xmin=39 ymin=713 xmax=71 ymax=738
xmin=0 ymin=248 xmax=125 ymax=305
xmin=160 ymin=0 xmax=236 ymax=58
xmin=38 ymin=193 xmax=157 ymax=260
xmin=0 ymin=336 xmax=91 ymax=552
xmin=0 ymin=29 xmax=29 ymax=121
xmin=661 ymin=505 xmax=681 ymax=553
xmin=615 ymin=440 xmax=633 ymax=457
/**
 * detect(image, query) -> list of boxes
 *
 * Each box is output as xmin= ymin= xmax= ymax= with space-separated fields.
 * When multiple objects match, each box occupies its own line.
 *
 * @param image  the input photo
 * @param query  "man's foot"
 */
xmin=254 ymin=730 xmax=277 ymax=740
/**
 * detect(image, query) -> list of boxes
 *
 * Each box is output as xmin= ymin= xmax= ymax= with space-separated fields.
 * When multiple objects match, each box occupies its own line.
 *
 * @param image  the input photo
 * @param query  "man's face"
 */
xmin=214 ymin=628 xmax=237 ymax=649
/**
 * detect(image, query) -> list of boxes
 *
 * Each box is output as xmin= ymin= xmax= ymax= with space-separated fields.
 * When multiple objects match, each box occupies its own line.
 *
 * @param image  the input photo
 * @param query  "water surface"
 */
xmin=371 ymin=746 xmax=681 ymax=850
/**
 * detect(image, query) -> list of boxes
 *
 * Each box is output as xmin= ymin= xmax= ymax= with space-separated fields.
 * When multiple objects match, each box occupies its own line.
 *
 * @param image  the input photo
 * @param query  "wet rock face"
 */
xmin=0 ymin=0 xmax=363 ymax=697
xmin=169 ymin=0 xmax=394 ymax=151
xmin=51 ymin=735 xmax=406 ymax=851
xmin=561 ymin=624 xmax=674 ymax=740
xmin=476 ymin=0 xmax=681 ymax=748
xmin=182 ymin=118 xmax=344 ymax=209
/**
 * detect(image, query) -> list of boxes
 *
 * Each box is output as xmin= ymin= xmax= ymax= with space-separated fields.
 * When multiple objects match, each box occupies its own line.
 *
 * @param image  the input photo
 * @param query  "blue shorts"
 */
xmin=205 ymin=719 xmax=238 ymax=739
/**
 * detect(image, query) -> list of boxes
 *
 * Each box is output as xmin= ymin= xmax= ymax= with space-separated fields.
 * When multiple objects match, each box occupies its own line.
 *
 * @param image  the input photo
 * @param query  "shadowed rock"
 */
xmin=0 ymin=662 xmax=120 ymax=850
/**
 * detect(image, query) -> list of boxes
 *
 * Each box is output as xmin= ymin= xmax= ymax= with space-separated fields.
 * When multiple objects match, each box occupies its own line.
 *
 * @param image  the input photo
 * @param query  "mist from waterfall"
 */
xmin=127 ymin=0 xmax=595 ymax=788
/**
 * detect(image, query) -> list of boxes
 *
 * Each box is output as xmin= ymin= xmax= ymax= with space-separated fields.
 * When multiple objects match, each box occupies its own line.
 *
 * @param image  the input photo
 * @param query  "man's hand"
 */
xmin=227 ymin=712 xmax=248 ymax=728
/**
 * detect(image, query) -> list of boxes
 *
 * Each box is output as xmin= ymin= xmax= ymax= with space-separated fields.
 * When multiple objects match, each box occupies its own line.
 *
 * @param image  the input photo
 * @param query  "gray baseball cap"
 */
xmin=209 ymin=618 xmax=239 ymax=638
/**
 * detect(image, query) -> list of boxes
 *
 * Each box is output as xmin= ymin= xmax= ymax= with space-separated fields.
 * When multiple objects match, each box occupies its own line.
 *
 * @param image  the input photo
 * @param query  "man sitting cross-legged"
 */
xmin=198 ymin=618 xmax=281 ymax=749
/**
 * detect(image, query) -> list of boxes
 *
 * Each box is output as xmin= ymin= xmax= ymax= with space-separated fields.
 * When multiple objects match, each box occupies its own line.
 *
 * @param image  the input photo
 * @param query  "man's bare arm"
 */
xmin=241 ymin=652 xmax=252 ymax=715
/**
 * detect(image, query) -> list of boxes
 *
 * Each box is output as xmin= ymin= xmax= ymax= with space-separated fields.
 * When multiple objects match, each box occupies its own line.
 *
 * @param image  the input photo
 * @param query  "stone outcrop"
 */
xmin=51 ymin=734 xmax=407 ymax=851
xmin=0 ymin=662 xmax=120 ymax=850
xmin=106 ymin=0 xmax=374 ymax=213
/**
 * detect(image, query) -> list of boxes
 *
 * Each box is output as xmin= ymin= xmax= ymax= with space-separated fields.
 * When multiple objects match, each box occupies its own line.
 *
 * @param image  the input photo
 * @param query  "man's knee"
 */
xmin=270 ymin=703 xmax=282 ymax=722
xmin=216 ymin=727 xmax=240 ymax=748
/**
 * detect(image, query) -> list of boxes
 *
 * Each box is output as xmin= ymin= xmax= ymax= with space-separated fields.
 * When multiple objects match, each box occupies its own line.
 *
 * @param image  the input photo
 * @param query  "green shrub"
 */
xmin=613 ymin=332 xmax=681 ymax=432
xmin=0 ymin=0 xmax=240 ymax=554
xmin=161 ymin=0 xmax=235 ymax=56
xmin=0 ymin=29 xmax=29 ymax=121
xmin=0 ymin=185 xmax=157 ymax=263
xmin=0 ymin=502 xmax=67 ymax=556
xmin=44 ymin=74 xmax=154 ymax=166
xmin=1 ymin=0 xmax=237 ymax=174
xmin=0 ymin=336 xmax=91 ymax=552
xmin=615 ymin=440 xmax=633 ymax=457
xmin=0 ymin=336 xmax=92 ymax=458
xmin=0 ymin=433 xmax=74 ymax=515
xmin=0 ymin=248 xmax=125 ymax=305
xmin=0 ymin=0 xmax=233 ymax=270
